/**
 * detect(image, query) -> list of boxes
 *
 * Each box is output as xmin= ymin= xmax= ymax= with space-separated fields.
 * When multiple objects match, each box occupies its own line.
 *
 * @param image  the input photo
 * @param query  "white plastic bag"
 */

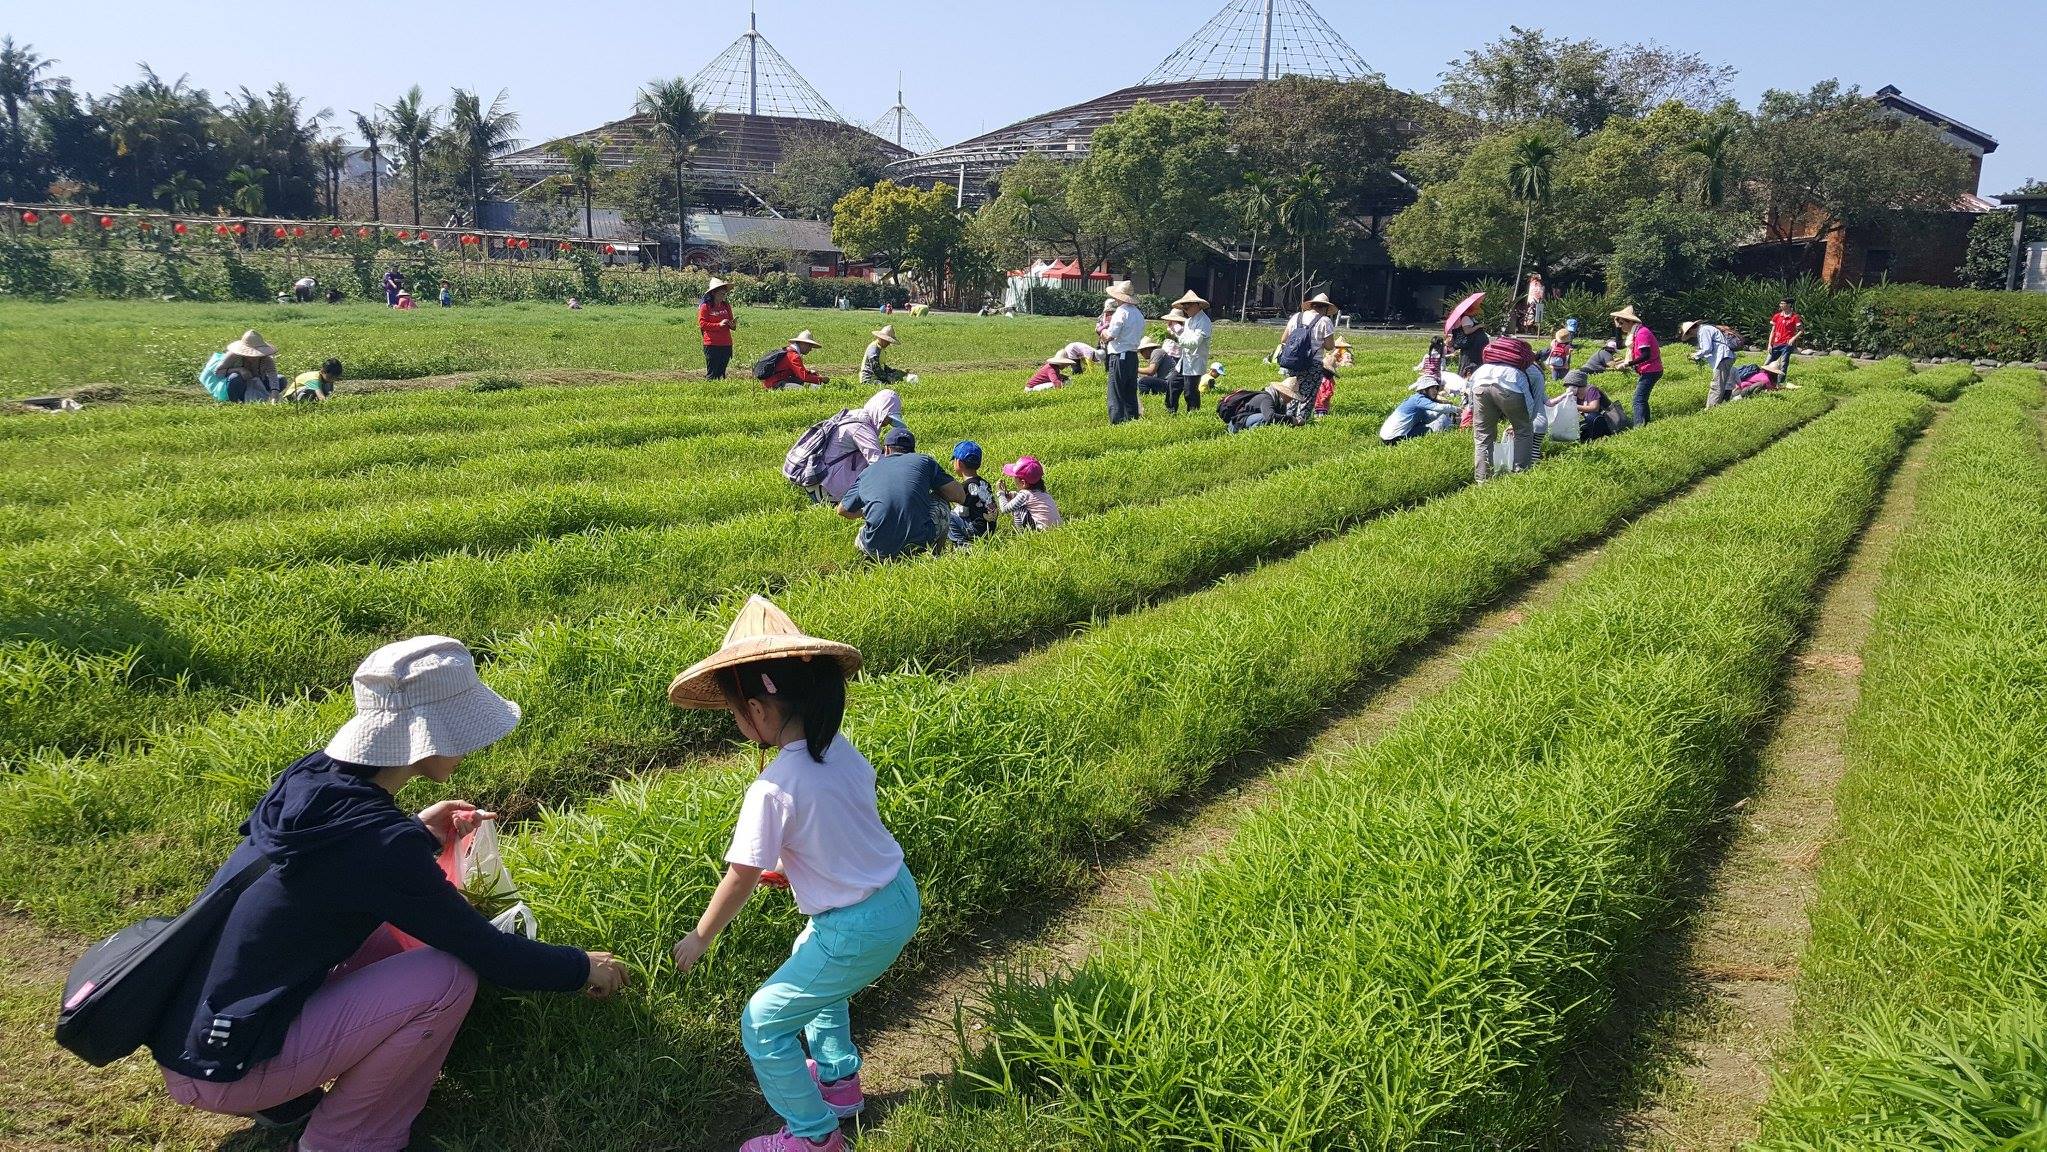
xmin=445 ymin=820 xmax=539 ymax=939
xmin=1546 ymin=393 xmax=1581 ymax=442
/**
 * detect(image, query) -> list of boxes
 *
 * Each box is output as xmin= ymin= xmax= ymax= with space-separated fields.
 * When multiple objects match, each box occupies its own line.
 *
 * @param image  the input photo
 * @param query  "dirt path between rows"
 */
xmin=1558 ymin=412 xmax=1939 ymax=1151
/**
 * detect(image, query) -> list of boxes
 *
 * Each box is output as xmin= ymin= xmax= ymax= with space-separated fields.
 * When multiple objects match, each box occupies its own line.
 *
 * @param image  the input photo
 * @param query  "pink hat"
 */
xmin=1002 ymin=456 xmax=1044 ymax=487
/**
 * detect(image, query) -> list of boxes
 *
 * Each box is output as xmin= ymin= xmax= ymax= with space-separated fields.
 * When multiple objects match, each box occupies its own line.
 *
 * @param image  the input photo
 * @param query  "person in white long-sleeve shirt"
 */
xmin=1100 ymin=282 xmax=1146 ymax=424
xmin=1682 ymin=320 xmax=1737 ymax=407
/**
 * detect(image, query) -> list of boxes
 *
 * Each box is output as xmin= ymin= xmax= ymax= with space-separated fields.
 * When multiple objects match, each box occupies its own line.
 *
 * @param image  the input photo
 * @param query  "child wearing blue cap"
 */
xmin=946 ymin=442 xmax=997 ymax=546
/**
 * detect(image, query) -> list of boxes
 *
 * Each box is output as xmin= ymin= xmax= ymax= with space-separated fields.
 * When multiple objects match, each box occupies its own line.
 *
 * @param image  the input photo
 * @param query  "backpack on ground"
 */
xmin=1276 ymin=321 xmax=1321 ymax=376
xmin=55 ymin=855 xmax=271 ymax=1067
xmin=783 ymin=410 xmax=860 ymax=489
xmin=198 ymin=352 xmax=232 ymax=402
xmin=751 ymin=348 xmax=791 ymax=381
xmin=1215 ymin=388 xmax=1259 ymax=426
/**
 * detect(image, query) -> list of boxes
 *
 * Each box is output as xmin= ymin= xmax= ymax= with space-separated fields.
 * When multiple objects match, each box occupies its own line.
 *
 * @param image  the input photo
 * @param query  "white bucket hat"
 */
xmin=325 ymin=636 xmax=521 ymax=767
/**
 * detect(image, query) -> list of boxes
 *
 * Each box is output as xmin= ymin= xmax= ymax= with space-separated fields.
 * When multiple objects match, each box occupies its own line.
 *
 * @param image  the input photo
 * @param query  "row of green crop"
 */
xmin=863 ymin=387 xmax=1930 ymax=1151
xmin=1754 ymin=371 xmax=2047 ymax=1149
xmin=0 ymin=379 xmax=1734 ymax=935
xmin=395 ymin=385 xmax=1834 ymax=1149
xmin=0 ymin=415 xmax=1380 ymax=760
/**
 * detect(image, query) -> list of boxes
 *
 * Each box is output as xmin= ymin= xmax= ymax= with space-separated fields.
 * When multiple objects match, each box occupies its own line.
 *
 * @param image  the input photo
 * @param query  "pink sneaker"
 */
xmin=807 ymin=1059 xmax=865 ymax=1118
xmin=737 ymin=1126 xmax=844 ymax=1152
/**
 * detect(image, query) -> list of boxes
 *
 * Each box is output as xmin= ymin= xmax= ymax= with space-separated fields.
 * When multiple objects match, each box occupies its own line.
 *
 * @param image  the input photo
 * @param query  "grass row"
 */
xmin=1753 ymin=369 xmax=2047 ymax=1149
xmin=864 ymin=387 xmax=1931 ymax=1151
xmin=395 ymin=385 xmax=1830 ymax=1149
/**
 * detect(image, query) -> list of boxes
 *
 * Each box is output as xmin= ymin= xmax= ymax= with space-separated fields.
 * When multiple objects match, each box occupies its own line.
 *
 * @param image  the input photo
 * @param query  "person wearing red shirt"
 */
xmin=699 ymin=278 xmax=737 ymax=379
xmin=1767 ymin=299 xmax=1803 ymax=377
xmin=1612 ymin=305 xmax=1662 ymax=427
xmin=762 ymin=331 xmax=828 ymax=390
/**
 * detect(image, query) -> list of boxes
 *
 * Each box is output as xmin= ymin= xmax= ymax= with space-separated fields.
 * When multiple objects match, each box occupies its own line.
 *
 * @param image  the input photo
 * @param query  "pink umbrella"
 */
xmin=1444 ymin=291 xmax=1486 ymax=336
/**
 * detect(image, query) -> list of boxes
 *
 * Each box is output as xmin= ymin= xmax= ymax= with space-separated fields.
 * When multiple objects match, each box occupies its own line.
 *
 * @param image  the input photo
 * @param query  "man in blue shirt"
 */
xmin=837 ymin=427 xmax=966 ymax=560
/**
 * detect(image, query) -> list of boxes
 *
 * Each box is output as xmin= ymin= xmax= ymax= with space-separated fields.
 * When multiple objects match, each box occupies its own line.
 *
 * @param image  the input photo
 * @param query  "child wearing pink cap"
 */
xmin=997 ymin=456 xmax=1063 ymax=531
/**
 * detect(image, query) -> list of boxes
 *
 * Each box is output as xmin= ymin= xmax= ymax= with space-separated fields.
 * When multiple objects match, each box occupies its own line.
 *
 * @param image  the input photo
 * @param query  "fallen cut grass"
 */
xmin=860 ymin=388 xmax=1930 ymax=1150
xmin=1754 ymin=368 xmax=2047 ymax=1149
xmin=401 ymin=387 xmax=1824 ymax=1149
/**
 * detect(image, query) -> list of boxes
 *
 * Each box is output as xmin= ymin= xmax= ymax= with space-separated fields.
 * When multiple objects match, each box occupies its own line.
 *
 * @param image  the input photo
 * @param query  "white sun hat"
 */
xmin=325 ymin=636 xmax=522 ymax=767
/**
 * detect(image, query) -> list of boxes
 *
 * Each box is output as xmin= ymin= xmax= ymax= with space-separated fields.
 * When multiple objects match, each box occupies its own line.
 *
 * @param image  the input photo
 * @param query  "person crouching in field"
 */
xmin=667 ymin=599 xmax=922 ymax=1152
xmin=285 ymin=359 xmax=344 ymax=402
xmin=762 ymin=331 xmax=829 ymax=389
xmin=1380 ymin=377 xmax=1463 ymax=445
xmin=835 ymin=426 xmax=964 ymax=561
xmin=200 ymin=330 xmax=288 ymax=403
xmin=997 ymin=455 xmax=1062 ymax=530
xmin=149 ymin=637 xmax=628 ymax=1152
xmin=1027 ymin=353 xmax=1078 ymax=392
xmin=859 ymin=325 xmax=905 ymax=388
xmin=947 ymin=440 xmax=999 ymax=546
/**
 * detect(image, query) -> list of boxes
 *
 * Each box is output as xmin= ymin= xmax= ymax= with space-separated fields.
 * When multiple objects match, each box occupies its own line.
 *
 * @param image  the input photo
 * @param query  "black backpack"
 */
xmin=55 ymin=855 xmax=270 ymax=1067
xmin=1215 ymin=388 xmax=1259 ymax=426
xmin=1277 ymin=321 xmax=1322 ymax=376
xmin=751 ymin=348 xmax=791 ymax=381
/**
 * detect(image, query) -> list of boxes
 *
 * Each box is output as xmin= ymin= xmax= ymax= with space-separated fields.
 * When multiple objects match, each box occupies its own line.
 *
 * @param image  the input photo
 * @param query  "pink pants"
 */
xmin=162 ymin=928 xmax=478 ymax=1152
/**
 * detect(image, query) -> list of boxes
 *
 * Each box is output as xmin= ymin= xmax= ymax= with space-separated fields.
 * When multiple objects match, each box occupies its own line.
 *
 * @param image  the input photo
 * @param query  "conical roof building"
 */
xmin=888 ymin=0 xmax=1372 ymax=200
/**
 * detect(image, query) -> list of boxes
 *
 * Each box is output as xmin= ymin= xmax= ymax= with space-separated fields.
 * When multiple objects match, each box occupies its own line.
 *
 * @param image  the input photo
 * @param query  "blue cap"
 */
xmin=952 ymin=440 xmax=982 ymax=466
xmin=884 ymin=425 xmax=917 ymax=452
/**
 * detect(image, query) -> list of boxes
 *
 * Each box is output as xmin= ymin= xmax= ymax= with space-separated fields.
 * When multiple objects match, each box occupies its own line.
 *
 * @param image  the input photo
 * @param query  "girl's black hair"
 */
xmin=1428 ymin=336 xmax=1446 ymax=355
xmin=721 ymin=656 xmax=845 ymax=763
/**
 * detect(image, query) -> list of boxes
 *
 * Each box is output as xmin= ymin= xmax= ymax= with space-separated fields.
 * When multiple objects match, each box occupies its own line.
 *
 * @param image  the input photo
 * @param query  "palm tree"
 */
xmin=1277 ymin=165 xmax=1331 ymax=301
xmin=443 ymin=88 xmax=522 ymax=226
xmin=1684 ymin=123 xmax=1735 ymax=208
xmin=1506 ymin=133 xmax=1557 ymax=314
xmin=227 ymin=165 xmax=268 ymax=215
xmin=550 ymin=137 xmax=606 ymax=238
xmin=353 ymin=110 xmax=385 ymax=222
xmin=381 ymin=86 xmax=438 ymax=226
xmin=315 ymin=136 xmax=347 ymax=216
xmin=1237 ymin=171 xmax=1276 ymax=321
xmin=635 ymin=78 xmax=716 ymax=261
xmin=153 ymin=171 xmax=203 ymax=211
xmin=0 ymin=37 xmax=60 ymax=198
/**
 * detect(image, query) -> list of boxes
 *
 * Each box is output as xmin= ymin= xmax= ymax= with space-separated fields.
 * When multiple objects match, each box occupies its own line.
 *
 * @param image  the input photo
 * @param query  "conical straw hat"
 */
xmin=667 ymin=596 xmax=863 ymax=709
xmin=790 ymin=330 xmax=823 ymax=349
xmin=872 ymin=324 xmax=898 ymax=345
xmin=1173 ymin=290 xmax=1208 ymax=309
xmin=1105 ymin=280 xmax=1139 ymax=305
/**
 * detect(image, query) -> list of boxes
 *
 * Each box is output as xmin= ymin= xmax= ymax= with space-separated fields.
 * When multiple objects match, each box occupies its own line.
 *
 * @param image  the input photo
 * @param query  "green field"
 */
xmin=0 ymin=299 xmax=2040 ymax=1152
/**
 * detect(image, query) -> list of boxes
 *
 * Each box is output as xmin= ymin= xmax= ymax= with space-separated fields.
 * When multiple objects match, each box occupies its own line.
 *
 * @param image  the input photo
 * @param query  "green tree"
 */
xmin=832 ymin=179 xmax=966 ymax=301
xmin=1437 ymin=27 xmax=1735 ymax=137
xmin=549 ymin=137 xmax=606 ymax=238
xmin=1228 ymin=171 xmax=1277 ymax=320
xmin=1958 ymin=178 xmax=2047 ymax=289
xmin=761 ymin=126 xmax=890 ymax=220
xmin=1067 ymin=98 xmax=1234 ymax=290
xmin=1506 ymin=133 xmax=1557 ymax=300
xmin=382 ymin=86 xmax=438 ymax=226
xmin=352 ymin=109 xmax=385 ymax=221
xmin=1605 ymin=199 xmax=1746 ymax=323
xmin=0 ymin=37 xmax=61 ymax=198
xmin=635 ymin=78 xmax=715 ymax=257
xmin=227 ymin=164 xmax=267 ymax=215
xmin=153 ymin=171 xmax=202 ymax=211
xmin=1684 ymin=121 xmax=1737 ymax=207
xmin=314 ymin=135 xmax=347 ymax=216
xmin=977 ymin=154 xmax=1122 ymax=286
xmin=442 ymin=88 xmax=521 ymax=225
xmin=1277 ymin=166 xmax=1332 ymax=297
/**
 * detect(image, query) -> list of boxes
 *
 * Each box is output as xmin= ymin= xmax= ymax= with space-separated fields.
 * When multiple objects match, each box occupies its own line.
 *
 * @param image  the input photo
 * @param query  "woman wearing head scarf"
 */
xmin=149 ymin=637 xmax=627 ymax=1151
xmin=700 ymin=278 xmax=738 ymax=379
xmin=814 ymin=389 xmax=905 ymax=504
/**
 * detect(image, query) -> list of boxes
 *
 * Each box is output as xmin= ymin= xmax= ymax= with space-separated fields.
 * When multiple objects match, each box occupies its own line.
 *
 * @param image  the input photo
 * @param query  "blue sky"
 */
xmin=8 ymin=0 xmax=2040 ymax=194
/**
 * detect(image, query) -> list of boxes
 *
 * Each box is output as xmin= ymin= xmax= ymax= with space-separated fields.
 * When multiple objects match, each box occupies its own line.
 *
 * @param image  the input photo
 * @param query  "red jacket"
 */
xmin=698 ymin=300 xmax=734 ymax=347
xmin=762 ymin=347 xmax=826 ymax=389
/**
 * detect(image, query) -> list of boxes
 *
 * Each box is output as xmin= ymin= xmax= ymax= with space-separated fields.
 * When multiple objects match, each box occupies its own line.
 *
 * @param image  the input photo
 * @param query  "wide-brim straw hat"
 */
xmin=1272 ymin=377 xmax=1304 ymax=402
xmin=1161 ymin=309 xmax=1189 ymax=324
xmin=1304 ymin=292 xmax=1336 ymax=312
xmin=325 ymin=636 xmax=521 ymax=768
xmin=1554 ymin=328 xmax=1575 ymax=344
xmin=1138 ymin=338 xmax=1161 ymax=354
xmin=668 ymin=595 xmax=863 ymax=709
xmin=1047 ymin=354 xmax=1076 ymax=368
xmin=226 ymin=329 xmax=277 ymax=358
xmin=1759 ymin=363 xmax=1787 ymax=378
xmin=1173 ymin=290 xmax=1208 ymax=310
xmin=790 ymin=330 xmax=823 ymax=350
xmin=706 ymin=277 xmax=732 ymax=294
xmin=1105 ymin=281 xmax=1139 ymax=305
xmin=1610 ymin=306 xmax=1644 ymax=325
xmin=1332 ymin=336 xmax=1353 ymax=350
xmin=872 ymin=324 xmax=898 ymax=345
xmin=1679 ymin=320 xmax=1702 ymax=339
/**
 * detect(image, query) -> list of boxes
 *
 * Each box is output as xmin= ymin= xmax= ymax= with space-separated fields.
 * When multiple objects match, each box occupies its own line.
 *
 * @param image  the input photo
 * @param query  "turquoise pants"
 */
xmin=741 ymin=867 xmax=920 ymax=1140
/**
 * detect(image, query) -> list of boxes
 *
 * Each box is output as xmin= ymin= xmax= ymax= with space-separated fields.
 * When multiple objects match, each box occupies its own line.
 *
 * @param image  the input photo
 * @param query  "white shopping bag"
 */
xmin=1546 ymin=394 xmax=1581 ymax=442
xmin=442 ymin=819 xmax=540 ymax=939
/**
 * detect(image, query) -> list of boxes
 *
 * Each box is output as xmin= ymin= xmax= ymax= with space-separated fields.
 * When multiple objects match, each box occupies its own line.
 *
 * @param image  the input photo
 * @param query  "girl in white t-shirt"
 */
xmin=666 ymin=597 xmax=919 ymax=1152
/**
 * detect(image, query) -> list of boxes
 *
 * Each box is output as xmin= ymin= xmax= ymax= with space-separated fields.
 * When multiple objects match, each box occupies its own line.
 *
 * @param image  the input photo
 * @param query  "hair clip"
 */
xmin=759 ymin=672 xmax=778 ymax=695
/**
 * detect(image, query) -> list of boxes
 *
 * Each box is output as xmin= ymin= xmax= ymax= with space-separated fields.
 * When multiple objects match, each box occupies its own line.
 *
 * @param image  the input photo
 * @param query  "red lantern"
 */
xmin=20 ymin=210 xmax=38 ymax=224
xmin=329 ymin=226 xmax=342 ymax=238
xmin=603 ymin=244 xmax=616 ymax=255
xmin=232 ymin=223 xmax=247 ymax=235
xmin=173 ymin=221 xmax=187 ymax=235
xmin=357 ymin=227 xmax=370 ymax=238
xmin=558 ymin=242 xmax=572 ymax=252
xmin=461 ymin=234 xmax=477 ymax=246
xmin=215 ymin=224 xmax=230 ymax=235
xmin=293 ymin=226 xmax=305 ymax=238
xmin=138 ymin=219 xmax=152 ymax=231
xmin=396 ymin=230 xmax=410 ymax=240
xmin=98 ymin=215 xmax=114 ymax=229
xmin=58 ymin=212 xmax=74 ymax=226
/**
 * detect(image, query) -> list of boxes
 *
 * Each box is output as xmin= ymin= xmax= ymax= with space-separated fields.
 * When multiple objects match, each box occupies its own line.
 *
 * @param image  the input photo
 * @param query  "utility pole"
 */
xmin=1259 ymin=0 xmax=1275 ymax=80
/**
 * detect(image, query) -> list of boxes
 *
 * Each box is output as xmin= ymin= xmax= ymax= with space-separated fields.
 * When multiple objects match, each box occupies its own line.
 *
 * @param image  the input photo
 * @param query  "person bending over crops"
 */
xmin=835 ymin=426 xmax=964 ymax=560
xmin=285 ymin=359 xmax=344 ymax=403
xmin=803 ymin=389 xmax=904 ymax=505
xmin=1026 ymin=354 xmax=1078 ymax=391
xmin=148 ymin=636 xmax=628 ymax=1152
xmin=667 ymin=598 xmax=921 ymax=1152
xmin=997 ymin=455 xmax=1062 ymax=530
xmin=199 ymin=330 xmax=288 ymax=404
xmin=761 ymin=331 xmax=828 ymax=389
xmin=1380 ymin=377 xmax=1462 ymax=444
xmin=859 ymin=325 xmax=908 ymax=388
xmin=1470 ymin=336 xmax=1543 ymax=482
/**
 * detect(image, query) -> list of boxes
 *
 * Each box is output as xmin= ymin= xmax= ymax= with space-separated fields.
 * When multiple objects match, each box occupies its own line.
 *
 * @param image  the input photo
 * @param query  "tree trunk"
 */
xmin=369 ymin=155 xmax=380 ymax=223
xmin=1511 ymin=201 xmax=1531 ymax=330
xmin=675 ymin=161 xmax=687 ymax=269
xmin=411 ymin=159 xmax=422 ymax=226
xmin=584 ymin=187 xmax=593 ymax=239
xmin=1240 ymin=226 xmax=1260 ymax=322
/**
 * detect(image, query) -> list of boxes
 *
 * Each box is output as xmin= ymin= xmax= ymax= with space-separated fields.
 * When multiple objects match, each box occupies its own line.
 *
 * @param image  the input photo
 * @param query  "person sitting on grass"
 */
xmin=1571 ymin=373 xmax=1622 ymax=440
xmin=763 ymin=331 xmax=829 ymax=390
xmin=997 ymin=455 xmax=1063 ymax=530
xmin=947 ymin=441 xmax=999 ymax=546
xmin=1026 ymin=354 xmax=1078 ymax=392
xmin=835 ymin=426 xmax=964 ymax=561
xmin=1734 ymin=362 xmax=1792 ymax=398
xmin=200 ymin=330 xmax=288 ymax=404
xmin=1379 ymin=377 xmax=1463 ymax=445
xmin=286 ymin=359 xmax=344 ymax=402
xmin=858 ymin=325 xmax=904 ymax=388
xmin=1136 ymin=336 xmax=1178 ymax=396
xmin=666 ymin=597 xmax=921 ymax=1152
xmin=149 ymin=636 xmax=628 ymax=1152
